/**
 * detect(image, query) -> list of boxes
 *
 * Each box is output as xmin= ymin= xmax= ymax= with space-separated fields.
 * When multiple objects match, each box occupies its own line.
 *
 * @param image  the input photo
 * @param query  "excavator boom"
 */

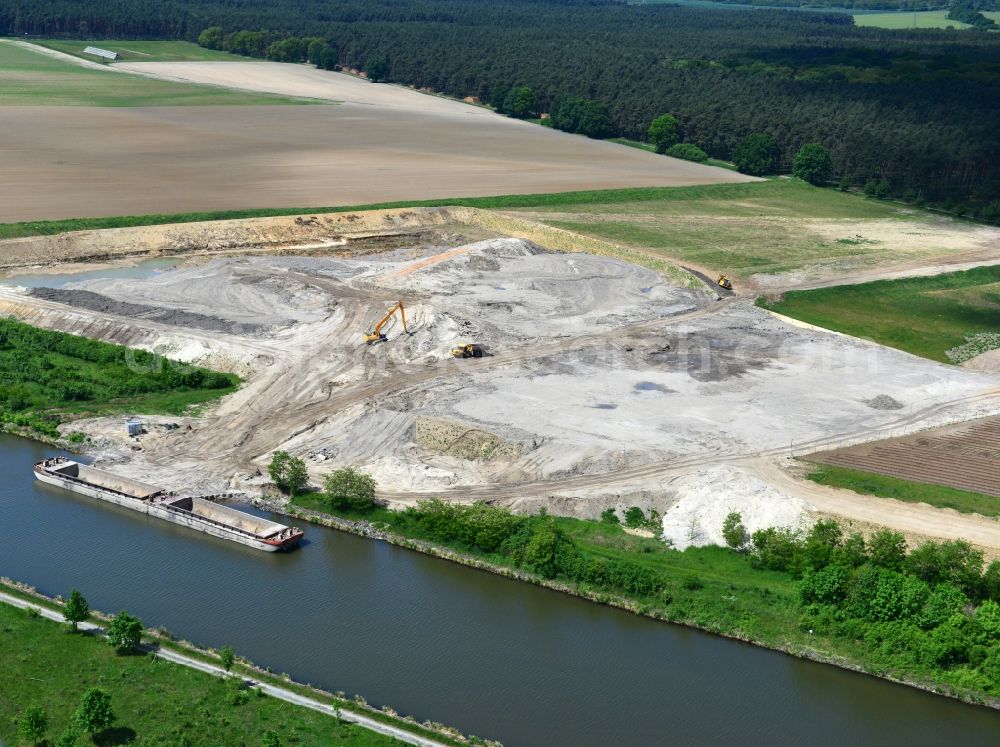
xmin=364 ymin=301 xmax=408 ymax=344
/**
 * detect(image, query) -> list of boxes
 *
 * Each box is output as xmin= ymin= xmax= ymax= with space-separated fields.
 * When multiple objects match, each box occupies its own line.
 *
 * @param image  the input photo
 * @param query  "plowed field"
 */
xmin=805 ymin=416 xmax=1000 ymax=497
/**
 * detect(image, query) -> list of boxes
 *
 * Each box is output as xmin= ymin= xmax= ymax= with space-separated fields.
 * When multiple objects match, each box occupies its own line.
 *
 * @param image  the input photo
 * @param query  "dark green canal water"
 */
xmin=2 ymin=435 xmax=998 ymax=745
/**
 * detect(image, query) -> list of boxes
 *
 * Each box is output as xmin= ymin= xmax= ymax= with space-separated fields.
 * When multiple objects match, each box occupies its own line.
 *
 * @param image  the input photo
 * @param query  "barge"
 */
xmin=34 ymin=458 xmax=303 ymax=552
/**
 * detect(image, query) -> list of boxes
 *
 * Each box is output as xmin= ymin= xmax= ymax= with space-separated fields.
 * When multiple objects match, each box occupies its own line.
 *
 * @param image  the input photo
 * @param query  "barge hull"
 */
xmin=34 ymin=460 xmax=302 ymax=552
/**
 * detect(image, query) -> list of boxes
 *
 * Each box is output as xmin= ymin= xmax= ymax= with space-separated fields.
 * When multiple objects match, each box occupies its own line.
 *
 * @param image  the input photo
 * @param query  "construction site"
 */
xmin=2 ymin=206 xmax=999 ymax=553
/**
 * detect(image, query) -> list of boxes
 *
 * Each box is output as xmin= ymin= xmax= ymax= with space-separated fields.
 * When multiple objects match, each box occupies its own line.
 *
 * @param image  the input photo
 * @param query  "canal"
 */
xmin=2 ymin=434 xmax=998 ymax=745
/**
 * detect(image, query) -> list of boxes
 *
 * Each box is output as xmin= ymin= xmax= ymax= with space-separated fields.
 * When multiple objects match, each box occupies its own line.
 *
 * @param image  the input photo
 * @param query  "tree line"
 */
xmin=2 ymin=0 xmax=998 ymax=215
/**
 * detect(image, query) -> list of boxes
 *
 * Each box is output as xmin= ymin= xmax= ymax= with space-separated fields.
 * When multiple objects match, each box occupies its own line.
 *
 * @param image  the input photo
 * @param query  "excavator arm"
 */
xmin=365 ymin=301 xmax=408 ymax=344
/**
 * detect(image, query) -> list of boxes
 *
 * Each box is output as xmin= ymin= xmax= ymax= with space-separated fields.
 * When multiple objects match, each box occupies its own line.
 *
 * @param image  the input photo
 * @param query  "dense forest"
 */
xmin=2 ymin=0 xmax=999 ymax=214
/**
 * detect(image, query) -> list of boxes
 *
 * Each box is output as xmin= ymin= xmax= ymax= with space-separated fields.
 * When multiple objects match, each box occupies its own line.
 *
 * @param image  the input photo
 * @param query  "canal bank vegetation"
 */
xmin=0 ymin=579 xmax=497 ymax=747
xmin=0 ymin=319 xmax=239 ymax=439
xmin=289 ymin=494 xmax=1000 ymax=707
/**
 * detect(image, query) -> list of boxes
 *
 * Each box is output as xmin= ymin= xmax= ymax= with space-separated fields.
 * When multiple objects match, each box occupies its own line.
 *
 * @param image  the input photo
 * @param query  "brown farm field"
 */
xmin=805 ymin=416 xmax=1000 ymax=498
xmin=0 ymin=53 xmax=753 ymax=222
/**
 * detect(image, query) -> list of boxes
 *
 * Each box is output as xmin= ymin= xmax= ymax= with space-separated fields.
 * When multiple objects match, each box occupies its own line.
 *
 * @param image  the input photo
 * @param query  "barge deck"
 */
xmin=34 ymin=458 xmax=303 ymax=551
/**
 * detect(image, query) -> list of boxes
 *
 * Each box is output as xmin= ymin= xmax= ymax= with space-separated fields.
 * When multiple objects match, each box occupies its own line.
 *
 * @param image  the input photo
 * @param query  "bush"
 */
xmin=665 ymin=143 xmax=708 ymax=163
xmin=750 ymin=527 xmax=802 ymax=573
xmin=721 ymin=511 xmax=747 ymax=551
xmin=600 ymin=508 xmax=619 ymax=525
xmin=365 ymin=57 xmax=388 ymax=82
xmin=864 ymin=178 xmax=891 ymax=199
xmin=323 ymin=468 xmax=377 ymax=512
xmin=799 ymin=564 xmax=851 ymax=605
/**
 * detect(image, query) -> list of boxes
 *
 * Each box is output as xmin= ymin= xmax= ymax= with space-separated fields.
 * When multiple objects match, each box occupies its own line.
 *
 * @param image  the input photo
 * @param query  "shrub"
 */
xmin=721 ymin=511 xmax=747 ymax=551
xmin=750 ymin=527 xmax=803 ymax=573
xmin=799 ymin=564 xmax=851 ymax=605
xmin=665 ymin=143 xmax=708 ymax=163
xmin=323 ymin=467 xmax=377 ymax=512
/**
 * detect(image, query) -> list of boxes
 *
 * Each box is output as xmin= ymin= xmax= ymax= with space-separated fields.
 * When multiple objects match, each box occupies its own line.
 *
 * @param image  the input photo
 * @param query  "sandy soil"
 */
xmin=5 ymin=235 xmax=1000 ymax=548
xmin=113 ymin=60 xmax=504 ymax=118
xmin=965 ymin=348 xmax=1000 ymax=373
xmin=0 ymin=58 xmax=751 ymax=223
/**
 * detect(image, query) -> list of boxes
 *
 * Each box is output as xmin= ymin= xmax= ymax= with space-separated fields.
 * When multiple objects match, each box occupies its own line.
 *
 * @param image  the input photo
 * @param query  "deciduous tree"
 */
xmin=648 ymin=114 xmax=679 ymax=153
xmin=17 ymin=705 xmax=48 ymax=746
xmin=220 ymin=645 xmax=236 ymax=672
xmin=792 ymin=143 xmax=833 ymax=185
xmin=732 ymin=132 xmax=778 ymax=176
xmin=64 ymin=588 xmax=89 ymax=631
xmin=74 ymin=688 xmax=114 ymax=737
xmin=107 ymin=611 xmax=143 ymax=652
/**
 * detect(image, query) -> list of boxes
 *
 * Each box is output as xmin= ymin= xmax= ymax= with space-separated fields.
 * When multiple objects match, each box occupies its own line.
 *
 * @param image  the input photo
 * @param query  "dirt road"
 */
xmin=747 ymin=460 xmax=1000 ymax=554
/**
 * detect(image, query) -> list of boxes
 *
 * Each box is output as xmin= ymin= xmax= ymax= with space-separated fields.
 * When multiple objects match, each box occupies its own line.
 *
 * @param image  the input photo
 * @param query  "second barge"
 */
xmin=34 ymin=458 xmax=303 ymax=552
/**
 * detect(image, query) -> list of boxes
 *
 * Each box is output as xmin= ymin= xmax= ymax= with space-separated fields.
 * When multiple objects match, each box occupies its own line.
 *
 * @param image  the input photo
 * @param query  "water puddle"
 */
xmin=0 ymin=257 xmax=183 ymax=288
xmin=633 ymin=381 xmax=671 ymax=393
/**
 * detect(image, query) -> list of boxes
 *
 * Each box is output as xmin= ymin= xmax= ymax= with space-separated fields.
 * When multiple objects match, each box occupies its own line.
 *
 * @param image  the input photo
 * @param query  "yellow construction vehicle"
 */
xmin=451 ymin=343 xmax=485 ymax=359
xmin=364 ymin=300 xmax=408 ymax=344
xmin=718 ymin=275 xmax=733 ymax=291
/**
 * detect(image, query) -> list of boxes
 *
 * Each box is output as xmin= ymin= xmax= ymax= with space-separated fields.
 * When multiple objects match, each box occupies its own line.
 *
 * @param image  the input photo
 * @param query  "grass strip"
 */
xmin=0 ymin=181 xmax=813 ymax=240
xmin=805 ymin=464 xmax=1000 ymax=518
xmin=757 ymin=265 xmax=1000 ymax=362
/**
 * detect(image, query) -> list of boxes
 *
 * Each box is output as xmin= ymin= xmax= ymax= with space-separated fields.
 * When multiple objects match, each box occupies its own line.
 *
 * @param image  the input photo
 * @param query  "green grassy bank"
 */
xmin=0 ymin=601 xmax=409 ymax=746
xmin=0 ymin=318 xmax=239 ymax=439
xmin=289 ymin=493 xmax=1000 ymax=707
xmin=0 ymin=180 xmax=901 ymax=241
xmin=805 ymin=464 xmax=1000 ymax=518
xmin=757 ymin=265 xmax=1000 ymax=363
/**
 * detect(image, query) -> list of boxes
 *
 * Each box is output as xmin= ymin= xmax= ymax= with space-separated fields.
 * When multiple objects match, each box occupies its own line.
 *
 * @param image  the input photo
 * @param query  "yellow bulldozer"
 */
xmin=364 ymin=300 xmax=408 ymax=344
xmin=718 ymin=275 xmax=733 ymax=291
xmin=451 ymin=343 xmax=485 ymax=359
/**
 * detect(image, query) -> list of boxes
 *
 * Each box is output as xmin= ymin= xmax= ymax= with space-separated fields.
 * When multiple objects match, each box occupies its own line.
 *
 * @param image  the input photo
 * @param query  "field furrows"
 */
xmin=805 ymin=417 xmax=1000 ymax=498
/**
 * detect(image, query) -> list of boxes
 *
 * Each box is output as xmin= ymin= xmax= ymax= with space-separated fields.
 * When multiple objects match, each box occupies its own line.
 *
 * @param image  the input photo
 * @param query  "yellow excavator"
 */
xmin=451 ymin=343 xmax=485 ymax=358
xmin=364 ymin=300 xmax=408 ymax=344
xmin=718 ymin=275 xmax=733 ymax=291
